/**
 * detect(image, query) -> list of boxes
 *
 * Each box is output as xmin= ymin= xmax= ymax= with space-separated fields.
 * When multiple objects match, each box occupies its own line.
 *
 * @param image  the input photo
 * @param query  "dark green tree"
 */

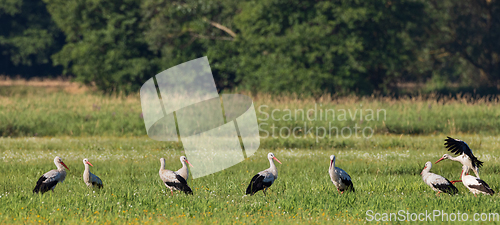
xmin=231 ymin=0 xmax=433 ymax=96
xmin=430 ymin=0 xmax=500 ymax=88
xmin=0 ymin=0 xmax=64 ymax=77
xmin=44 ymin=0 xmax=156 ymax=93
xmin=141 ymin=0 xmax=242 ymax=90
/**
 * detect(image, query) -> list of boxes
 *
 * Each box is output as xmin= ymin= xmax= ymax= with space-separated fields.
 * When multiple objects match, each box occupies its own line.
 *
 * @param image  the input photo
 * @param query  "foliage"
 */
xmin=231 ymin=0 xmax=431 ymax=95
xmin=140 ymin=0 xmax=241 ymax=90
xmin=3 ymin=0 xmax=500 ymax=95
xmin=0 ymin=0 xmax=64 ymax=76
xmin=44 ymin=0 xmax=156 ymax=93
xmin=429 ymin=0 xmax=500 ymax=87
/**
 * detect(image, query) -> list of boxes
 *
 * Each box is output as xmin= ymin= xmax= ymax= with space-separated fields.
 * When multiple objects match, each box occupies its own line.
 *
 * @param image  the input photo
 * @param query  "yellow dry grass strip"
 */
xmin=0 ymin=76 xmax=89 ymax=94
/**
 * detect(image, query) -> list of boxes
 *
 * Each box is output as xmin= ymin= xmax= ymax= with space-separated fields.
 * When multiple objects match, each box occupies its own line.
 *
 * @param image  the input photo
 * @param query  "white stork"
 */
xmin=460 ymin=165 xmax=494 ymax=197
xmin=33 ymin=156 xmax=69 ymax=194
xmin=246 ymin=152 xmax=282 ymax=196
xmin=436 ymin=137 xmax=483 ymax=178
xmin=328 ymin=155 xmax=354 ymax=194
xmin=82 ymin=158 xmax=103 ymax=188
xmin=436 ymin=137 xmax=483 ymax=184
xmin=159 ymin=157 xmax=193 ymax=196
xmin=435 ymin=154 xmax=473 ymax=184
xmin=421 ymin=161 xmax=458 ymax=195
xmin=175 ymin=156 xmax=193 ymax=181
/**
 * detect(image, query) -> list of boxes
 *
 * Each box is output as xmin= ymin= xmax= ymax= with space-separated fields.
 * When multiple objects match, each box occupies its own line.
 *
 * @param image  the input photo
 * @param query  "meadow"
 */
xmin=2 ymin=83 xmax=500 ymax=139
xmin=1 ymin=81 xmax=500 ymax=224
xmin=1 ymin=135 xmax=500 ymax=224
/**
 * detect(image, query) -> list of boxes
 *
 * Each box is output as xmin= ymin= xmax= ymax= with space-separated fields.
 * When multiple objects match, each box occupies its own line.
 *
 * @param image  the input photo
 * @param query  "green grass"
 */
xmin=2 ymin=86 xmax=500 ymax=138
xmin=1 ymin=135 xmax=499 ymax=224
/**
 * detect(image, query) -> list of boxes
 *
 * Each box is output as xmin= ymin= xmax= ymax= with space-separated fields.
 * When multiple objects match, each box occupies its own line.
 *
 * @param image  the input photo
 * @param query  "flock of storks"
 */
xmin=32 ymin=137 xmax=493 ymax=197
xmin=421 ymin=137 xmax=494 ymax=196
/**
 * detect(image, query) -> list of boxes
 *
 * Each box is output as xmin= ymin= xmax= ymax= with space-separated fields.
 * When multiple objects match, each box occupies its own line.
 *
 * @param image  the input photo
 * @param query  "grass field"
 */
xmin=2 ymin=84 xmax=500 ymax=139
xmin=1 ymin=81 xmax=500 ymax=224
xmin=0 ymin=135 xmax=499 ymax=224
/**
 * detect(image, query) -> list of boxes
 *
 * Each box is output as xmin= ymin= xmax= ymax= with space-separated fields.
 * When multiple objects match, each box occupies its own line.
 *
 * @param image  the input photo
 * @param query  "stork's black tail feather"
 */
xmin=33 ymin=176 xmax=57 ymax=194
xmin=340 ymin=178 xmax=355 ymax=192
xmin=165 ymin=174 xmax=193 ymax=195
xmin=92 ymin=182 xmax=104 ymax=189
xmin=246 ymin=174 xmax=262 ymax=195
xmin=433 ymin=180 xmax=458 ymax=195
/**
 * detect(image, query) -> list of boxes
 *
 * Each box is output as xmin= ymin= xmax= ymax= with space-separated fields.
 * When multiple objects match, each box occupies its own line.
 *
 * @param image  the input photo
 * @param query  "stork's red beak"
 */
xmin=330 ymin=160 xmax=333 ymax=168
xmin=186 ymin=160 xmax=194 ymax=167
xmin=420 ymin=167 xmax=425 ymax=175
xmin=61 ymin=162 xmax=69 ymax=170
xmin=273 ymin=156 xmax=282 ymax=164
xmin=86 ymin=161 xmax=94 ymax=167
xmin=435 ymin=158 xmax=444 ymax=164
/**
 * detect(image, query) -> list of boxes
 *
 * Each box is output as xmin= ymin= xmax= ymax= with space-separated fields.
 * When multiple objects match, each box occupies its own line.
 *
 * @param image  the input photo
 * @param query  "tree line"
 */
xmin=1 ymin=0 xmax=499 ymax=95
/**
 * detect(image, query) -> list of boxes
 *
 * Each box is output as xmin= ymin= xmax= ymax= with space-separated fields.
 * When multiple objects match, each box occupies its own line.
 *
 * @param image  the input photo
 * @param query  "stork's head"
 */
xmin=54 ymin=156 xmax=69 ymax=170
xmin=435 ymin=154 xmax=451 ymax=164
xmin=82 ymin=158 xmax=94 ymax=167
xmin=268 ymin=153 xmax=282 ymax=164
xmin=330 ymin=155 xmax=336 ymax=168
xmin=421 ymin=161 xmax=432 ymax=175
xmin=180 ymin=156 xmax=193 ymax=167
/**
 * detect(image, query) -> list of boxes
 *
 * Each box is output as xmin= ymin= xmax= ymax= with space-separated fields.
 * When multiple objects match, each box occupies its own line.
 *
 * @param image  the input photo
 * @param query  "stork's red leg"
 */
xmin=171 ymin=190 xmax=173 ymax=196
xmin=450 ymin=180 xmax=462 ymax=184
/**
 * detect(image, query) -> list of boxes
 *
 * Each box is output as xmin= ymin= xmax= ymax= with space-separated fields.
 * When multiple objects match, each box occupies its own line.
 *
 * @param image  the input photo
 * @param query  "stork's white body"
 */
xmin=461 ymin=165 xmax=494 ymax=196
xmin=33 ymin=156 xmax=69 ymax=194
xmin=421 ymin=161 xmax=457 ymax=195
xmin=159 ymin=157 xmax=193 ymax=196
xmin=246 ymin=153 xmax=282 ymax=196
xmin=329 ymin=155 xmax=354 ymax=193
xmin=176 ymin=156 xmax=191 ymax=181
xmin=82 ymin=158 xmax=103 ymax=188
xmin=437 ymin=154 xmax=480 ymax=178
xmin=438 ymin=137 xmax=483 ymax=180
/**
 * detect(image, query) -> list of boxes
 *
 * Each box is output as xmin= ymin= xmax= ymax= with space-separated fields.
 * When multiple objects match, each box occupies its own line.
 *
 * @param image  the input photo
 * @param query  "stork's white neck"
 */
xmin=421 ymin=166 xmax=431 ymax=175
xmin=268 ymin=157 xmax=278 ymax=176
xmin=55 ymin=162 xmax=66 ymax=171
xmin=461 ymin=169 xmax=467 ymax=179
xmin=160 ymin=160 xmax=166 ymax=170
xmin=177 ymin=160 xmax=189 ymax=180
xmin=449 ymin=155 xmax=467 ymax=162
xmin=329 ymin=159 xmax=335 ymax=171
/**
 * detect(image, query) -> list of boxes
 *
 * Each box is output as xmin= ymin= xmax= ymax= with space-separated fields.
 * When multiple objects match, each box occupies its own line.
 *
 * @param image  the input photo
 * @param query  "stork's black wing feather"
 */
xmin=246 ymin=174 xmax=265 ymax=195
xmin=33 ymin=176 xmax=58 ymax=194
xmin=444 ymin=137 xmax=483 ymax=168
xmin=165 ymin=174 xmax=193 ymax=195
xmin=468 ymin=179 xmax=495 ymax=195
xmin=92 ymin=182 xmax=104 ymax=189
xmin=339 ymin=178 xmax=355 ymax=192
xmin=432 ymin=178 xmax=458 ymax=195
